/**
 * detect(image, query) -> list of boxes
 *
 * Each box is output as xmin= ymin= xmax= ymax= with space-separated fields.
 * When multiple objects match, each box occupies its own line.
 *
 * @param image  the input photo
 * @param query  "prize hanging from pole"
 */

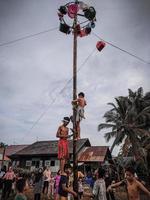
xmin=57 ymin=1 xmax=106 ymax=51
xmin=57 ymin=1 xmax=96 ymax=37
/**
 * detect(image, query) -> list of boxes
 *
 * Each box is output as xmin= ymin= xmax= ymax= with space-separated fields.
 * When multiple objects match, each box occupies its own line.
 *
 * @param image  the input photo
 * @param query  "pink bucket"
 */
xmin=68 ymin=4 xmax=79 ymax=18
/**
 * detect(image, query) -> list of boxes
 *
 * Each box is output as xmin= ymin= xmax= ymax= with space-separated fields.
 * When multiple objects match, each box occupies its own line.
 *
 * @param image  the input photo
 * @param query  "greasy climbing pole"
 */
xmin=57 ymin=0 xmax=97 ymax=196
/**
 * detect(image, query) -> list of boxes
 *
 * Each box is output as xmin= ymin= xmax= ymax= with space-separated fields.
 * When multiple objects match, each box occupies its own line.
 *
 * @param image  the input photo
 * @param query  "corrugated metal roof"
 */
xmin=0 ymin=145 xmax=28 ymax=161
xmin=10 ymin=138 xmax=91 ymax=157
xmin=5 ymin=145 xmax=28 ymax=156
xmin=78 ymin=146 xmax=110 ymax=162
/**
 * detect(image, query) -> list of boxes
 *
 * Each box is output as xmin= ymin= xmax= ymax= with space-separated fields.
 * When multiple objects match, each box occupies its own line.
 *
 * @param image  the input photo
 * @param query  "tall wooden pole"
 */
xmin=73 ymin=0 xmax=78 ymax=196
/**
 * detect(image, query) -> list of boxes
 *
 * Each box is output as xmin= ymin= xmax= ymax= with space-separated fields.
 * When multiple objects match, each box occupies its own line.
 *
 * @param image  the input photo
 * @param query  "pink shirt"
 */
xmin=55 ymin=175 xmax=61 ymax=187
xmin=43 ymin=169 xmax=51 ymax=182
xmin=4 ymin=171 xmax=15 ymax=180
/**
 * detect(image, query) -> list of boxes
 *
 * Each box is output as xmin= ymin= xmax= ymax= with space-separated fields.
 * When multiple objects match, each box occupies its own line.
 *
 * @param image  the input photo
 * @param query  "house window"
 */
xmin=39 ymin=160 xmax=43 ymax=167
xmin=55 ymin=160 xmax=59 ymax=166
xmin=45 ymin=160 xmax=50 ymax=167
xmin=32 ymin=160 xmax=40 ymax=168
xmin=51 ymin=160 xmax=55 ymax=166
xmin=26 ymin=160 xmax=32 ymax=167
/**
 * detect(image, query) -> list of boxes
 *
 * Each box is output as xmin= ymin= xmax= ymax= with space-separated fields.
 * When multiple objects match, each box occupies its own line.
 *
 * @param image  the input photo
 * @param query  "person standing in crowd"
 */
xmin=2 ymin=166 xmax=15 ymax=200
xmin=15 ymin=178 xmax=27 ymax=200
xmin=0 ymin=167 xmax=5 ymax=192
xmin=105 ymin=171 xmax=115 ymax=200
xmin=34 ymin=168 xmax=43 ymax=200
xmin=93 ymin=168 xmax=107 ymax=200
xmin=78 ymin=177 xmax=84 ymax=200
xmin=43 ymin=167 xmax=51 ymax=195
xmin=85 ymin=171 xmax=94 ymax=188
xmin=48 ymin=174 xmax=55 ymax=199
xmin=78 ymin=170 xmax=84 ymax=179
xmin=58 ymin=164 xmax=77 ymax=200
xmin=54 ymin=170 xmax=61 ymax=200
xmin=107 ymin=166 xmax=150 ymax=200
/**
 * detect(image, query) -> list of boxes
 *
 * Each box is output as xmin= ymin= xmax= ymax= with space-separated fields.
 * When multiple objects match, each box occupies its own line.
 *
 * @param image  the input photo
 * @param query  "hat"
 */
xmin=62 ymin=117 xmax=70 ymax=123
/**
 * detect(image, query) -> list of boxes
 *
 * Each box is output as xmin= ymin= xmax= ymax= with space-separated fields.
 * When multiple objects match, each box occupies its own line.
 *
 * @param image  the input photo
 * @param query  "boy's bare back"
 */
xmin=77 ymin=97 xmax=87 ymax=107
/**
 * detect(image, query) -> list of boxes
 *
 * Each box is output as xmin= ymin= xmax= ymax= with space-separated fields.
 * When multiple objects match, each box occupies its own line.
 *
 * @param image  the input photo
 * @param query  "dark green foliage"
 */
xmin=98 ymin=87 xmax=150 ymax=155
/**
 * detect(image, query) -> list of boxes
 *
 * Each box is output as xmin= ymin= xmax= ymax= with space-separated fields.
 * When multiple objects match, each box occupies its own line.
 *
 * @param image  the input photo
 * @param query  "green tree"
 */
xmin=98 ymin=87 xmax=150 ymax=161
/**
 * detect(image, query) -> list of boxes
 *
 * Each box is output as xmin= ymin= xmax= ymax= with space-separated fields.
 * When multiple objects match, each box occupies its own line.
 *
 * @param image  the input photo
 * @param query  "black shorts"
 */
xmin=43 ymin=181 xmax=49 ymax=188
xmin=78 ymin=192 xmax=83 ymax=198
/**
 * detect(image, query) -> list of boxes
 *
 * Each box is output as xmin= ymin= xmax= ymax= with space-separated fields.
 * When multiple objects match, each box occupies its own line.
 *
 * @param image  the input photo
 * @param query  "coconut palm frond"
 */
xmin=104 ymin=131 xmax=117 ymax=142
xmin=98 ymin=123 xmax=115 ymax=131
xmin=135 ymin=106 xmax=150 ymax=121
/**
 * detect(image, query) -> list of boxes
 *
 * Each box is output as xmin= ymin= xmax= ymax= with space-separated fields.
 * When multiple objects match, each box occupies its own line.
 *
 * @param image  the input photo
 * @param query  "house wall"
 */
xmin=11 ymin=155 xmax=62 ymax=173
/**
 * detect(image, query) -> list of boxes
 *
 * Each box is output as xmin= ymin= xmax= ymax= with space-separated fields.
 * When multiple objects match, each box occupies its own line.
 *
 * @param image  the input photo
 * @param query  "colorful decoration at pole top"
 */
xmin=57 ymin=1 xmax=106 ymax=51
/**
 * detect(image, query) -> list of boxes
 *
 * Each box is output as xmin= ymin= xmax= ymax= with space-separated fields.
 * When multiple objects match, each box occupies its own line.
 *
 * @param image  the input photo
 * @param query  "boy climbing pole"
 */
xmin=72 ymin=92 xmax=87 ymax=139
xmin=56 ymin=117 xmax=73 ymax=174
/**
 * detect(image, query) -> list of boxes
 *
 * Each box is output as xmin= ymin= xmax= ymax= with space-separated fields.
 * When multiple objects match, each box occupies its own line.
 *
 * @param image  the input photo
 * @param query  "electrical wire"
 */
xmin=0 ymin=27 xmax=58 ymax=47
xmin=0 ymin=27 xmax=149 ymax=65
xmin=27 ymin=47 xmax=96 ymax=133
xmin=92 ymin=32 xmax=150 ymax=65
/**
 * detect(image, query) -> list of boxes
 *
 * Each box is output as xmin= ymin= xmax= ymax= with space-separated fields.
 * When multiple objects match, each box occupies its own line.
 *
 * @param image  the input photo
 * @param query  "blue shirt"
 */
xmin=58 ymin=175 xmax=69 ymax=197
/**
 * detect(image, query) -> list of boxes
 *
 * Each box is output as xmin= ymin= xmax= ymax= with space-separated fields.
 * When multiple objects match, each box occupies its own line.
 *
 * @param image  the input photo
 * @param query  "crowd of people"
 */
xmin=0 ymin=164 xmax=150 ymax=200
xmin=0 ymin=166 xmax=54 ymax=200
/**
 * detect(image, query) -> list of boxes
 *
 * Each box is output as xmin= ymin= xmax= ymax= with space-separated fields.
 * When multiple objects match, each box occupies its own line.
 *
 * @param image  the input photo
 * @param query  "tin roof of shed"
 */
xmin=78 ymin=146 xmax=111 ymax=162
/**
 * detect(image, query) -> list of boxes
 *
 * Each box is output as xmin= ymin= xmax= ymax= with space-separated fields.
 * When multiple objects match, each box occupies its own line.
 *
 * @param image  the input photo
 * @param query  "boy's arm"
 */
xmin=72 ymin=99 xmax=78 ymax=104
xmin=62 ymin=184 xmax=77 ymax=197
xmin=107 ymin=181 xmax=124 ymax=191
xmin=137 ymin=181 xmax=150 ymax=197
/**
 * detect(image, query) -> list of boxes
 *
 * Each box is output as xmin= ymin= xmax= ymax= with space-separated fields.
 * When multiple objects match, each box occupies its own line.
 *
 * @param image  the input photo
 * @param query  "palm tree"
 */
xmin=98 ymin=87 xmax=150 ymax=161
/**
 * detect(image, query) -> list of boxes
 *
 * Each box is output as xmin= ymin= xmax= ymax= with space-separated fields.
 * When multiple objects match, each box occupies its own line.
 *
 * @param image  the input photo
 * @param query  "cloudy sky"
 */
xmin=0 ymin=0 xmax=150 ymax=155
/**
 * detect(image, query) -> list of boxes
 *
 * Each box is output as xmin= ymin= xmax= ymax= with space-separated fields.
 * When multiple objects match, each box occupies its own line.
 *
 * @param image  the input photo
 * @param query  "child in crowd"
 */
xmin=107 ymin=166 xmax=150 ymax=200
xmin=2 ymin=166 xmax=16 ymax=199
xmin=34 ymin=168 xmax=43 ymax=200
xmin=15 ymin=178 xmax=27 ymax=200
xmin=72 ymin=92 xmax=87 ymax=139
xmin=58 ymin=164 xmax=77 ymax=200
xmin=54 ymin=170 xmax=61 ymax=200
xmin=48 ymin=174 xmax=55 ymax=199
xmin=78 ymin=177 xmax=84 ymax=200
xmin=93 ymin=168 xmax=107 ymax=200
xmin=43 ymin=167 xmax=51 ymax=195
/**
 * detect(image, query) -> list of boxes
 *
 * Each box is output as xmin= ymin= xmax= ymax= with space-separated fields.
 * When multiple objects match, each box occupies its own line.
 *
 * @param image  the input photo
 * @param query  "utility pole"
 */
xmin=72 ymin=0 xmax=78 ymax=194
xmin=57 ymin=1 xmax=96 ymax=196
